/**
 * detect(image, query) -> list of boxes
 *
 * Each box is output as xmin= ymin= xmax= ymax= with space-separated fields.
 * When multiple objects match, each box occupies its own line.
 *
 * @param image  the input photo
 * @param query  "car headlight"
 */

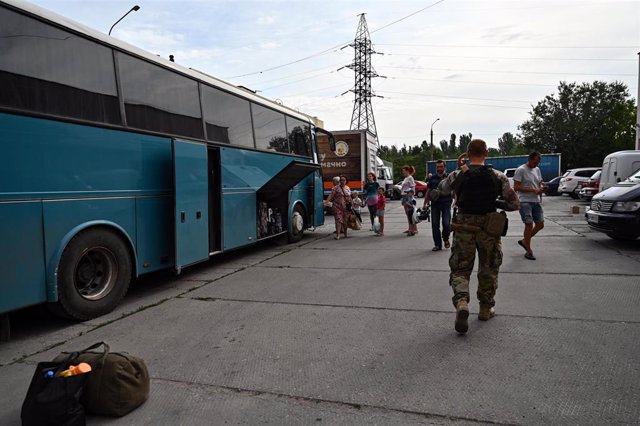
xmin=612 ymin=201 xmax=640 ymax=212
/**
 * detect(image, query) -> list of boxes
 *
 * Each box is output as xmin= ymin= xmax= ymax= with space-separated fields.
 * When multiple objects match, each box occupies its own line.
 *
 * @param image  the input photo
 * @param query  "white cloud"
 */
xmin=257 ymin=15 xmax=277 ymax=25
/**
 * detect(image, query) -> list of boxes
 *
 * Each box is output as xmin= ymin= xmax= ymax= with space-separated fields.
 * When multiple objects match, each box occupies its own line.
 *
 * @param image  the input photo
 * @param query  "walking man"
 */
xmin=438 ymin=140 xmax=520 ymax=334
xmin=424 ymin=160 xmax=452 ymax=251
xmin=514 ymin=152 xmax=545 ymax=260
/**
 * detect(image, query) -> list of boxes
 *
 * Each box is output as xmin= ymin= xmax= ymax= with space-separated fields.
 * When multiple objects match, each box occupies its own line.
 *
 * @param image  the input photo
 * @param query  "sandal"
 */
xmin=334 ymin=236 xmax=341 ymax=240
xmin=524 ymin=252 xmax=536 ymax=260
xmin=518 ymin=240 xmax=528 ymax=252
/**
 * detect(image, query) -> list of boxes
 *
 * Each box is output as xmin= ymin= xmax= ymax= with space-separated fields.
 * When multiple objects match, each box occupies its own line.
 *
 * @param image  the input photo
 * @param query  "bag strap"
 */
xmin=78 ymin=341 xmax=110 ymax=355
xmin=77 ymin=341 xmax=110 ymax=366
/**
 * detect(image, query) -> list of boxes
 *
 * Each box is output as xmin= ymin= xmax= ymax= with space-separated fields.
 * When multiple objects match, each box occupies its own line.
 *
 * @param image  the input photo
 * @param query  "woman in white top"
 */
xmin=400 ymin=165 xmax=416 ymax=234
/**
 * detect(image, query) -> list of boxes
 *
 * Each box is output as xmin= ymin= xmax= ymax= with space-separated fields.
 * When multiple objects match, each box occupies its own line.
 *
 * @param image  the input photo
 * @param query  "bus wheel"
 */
xmin=288 ymin=204 xmax=305 ymax=243
xmin=0 ymin=314 xmax=10 ymax=342
xmin=53 ymin=228 xmax=132 ymax=321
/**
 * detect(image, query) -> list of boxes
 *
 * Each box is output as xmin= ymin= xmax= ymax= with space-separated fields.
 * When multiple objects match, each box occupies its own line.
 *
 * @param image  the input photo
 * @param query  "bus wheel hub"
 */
xmin=292 ymin=212 xmax=303 ymax=233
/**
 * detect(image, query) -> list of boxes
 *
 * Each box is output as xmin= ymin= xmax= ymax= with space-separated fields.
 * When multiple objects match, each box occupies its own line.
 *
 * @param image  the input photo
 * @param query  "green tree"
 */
xmin=459 ymin=133 xmax=472 ymax=153
xmin=519 ymin=81 xmax=636 ymax=170
xmin=497 ymin=132 xmax=526 ymax=156
xmin=439 ymin=139 xmax=448 ymax=154
xmin=449 ymin=133 xmax=457 ymax=157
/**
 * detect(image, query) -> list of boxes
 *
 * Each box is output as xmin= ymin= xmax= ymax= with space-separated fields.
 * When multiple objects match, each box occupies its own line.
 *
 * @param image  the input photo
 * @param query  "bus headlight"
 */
xmin=612 ymin=201 xmax=640 ymax=212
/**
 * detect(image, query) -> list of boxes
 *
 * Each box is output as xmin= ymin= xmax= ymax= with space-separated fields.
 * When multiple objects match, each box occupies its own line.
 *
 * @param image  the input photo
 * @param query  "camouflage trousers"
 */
xmin=449 ymin=214 xmax=503 ymax=308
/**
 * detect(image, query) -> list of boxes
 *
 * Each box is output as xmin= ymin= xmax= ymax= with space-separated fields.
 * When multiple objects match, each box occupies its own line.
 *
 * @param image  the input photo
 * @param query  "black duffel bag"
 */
xmin=22 ymin=359 xmax=88 ymax=426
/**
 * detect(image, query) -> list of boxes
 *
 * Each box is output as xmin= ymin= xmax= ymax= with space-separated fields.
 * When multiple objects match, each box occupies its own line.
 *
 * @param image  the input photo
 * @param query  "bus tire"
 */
xmin=288 ymin=204 xmax=305 ymax=243
xmin=0 ymin=314 xmax=10 ymax=342
xmin=52 ymin=228 xmax=132 ymax=321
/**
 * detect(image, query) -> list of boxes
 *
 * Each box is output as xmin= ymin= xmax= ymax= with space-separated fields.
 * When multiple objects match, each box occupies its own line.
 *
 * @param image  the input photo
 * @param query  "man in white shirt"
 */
xmin=514 ymin=152 xmax=545 ymax=260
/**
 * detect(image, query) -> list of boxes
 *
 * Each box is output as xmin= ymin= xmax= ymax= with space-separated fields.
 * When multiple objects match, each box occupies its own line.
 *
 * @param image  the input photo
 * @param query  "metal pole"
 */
xmin=430 ymin=118 xmax=440 ymax=161
xmin=636 ymin=52 xmax=639 ymax=150
xmin=109 ymin=5 xmax=140 ymax=36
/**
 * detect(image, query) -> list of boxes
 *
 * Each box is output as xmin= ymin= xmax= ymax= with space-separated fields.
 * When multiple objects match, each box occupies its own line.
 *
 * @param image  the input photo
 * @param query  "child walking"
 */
xmin=402 ymin=188 xmax=418 ymax=236
xmin=351 ymin=191 xmax=363 ymax=223
xmin=375 ymin=187 xmax=386 ymax=236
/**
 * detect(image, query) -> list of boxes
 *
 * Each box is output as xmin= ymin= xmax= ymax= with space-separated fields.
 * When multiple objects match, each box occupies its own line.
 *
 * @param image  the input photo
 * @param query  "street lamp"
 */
xmin=430 ymin=118 xmax=440 ymax=161
xmin=108 ymin=5 xmax=140 ymax=36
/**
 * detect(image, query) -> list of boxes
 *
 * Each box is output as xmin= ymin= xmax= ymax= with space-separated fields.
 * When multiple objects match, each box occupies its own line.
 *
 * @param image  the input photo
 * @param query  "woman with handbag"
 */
xmin=327 ymin=175 xmax=351 ymax=239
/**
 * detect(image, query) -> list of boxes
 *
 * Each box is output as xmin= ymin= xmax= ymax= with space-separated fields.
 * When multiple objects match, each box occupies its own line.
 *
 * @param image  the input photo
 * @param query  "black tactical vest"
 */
xmin=456 ymin=166 xmax=500 ymax=214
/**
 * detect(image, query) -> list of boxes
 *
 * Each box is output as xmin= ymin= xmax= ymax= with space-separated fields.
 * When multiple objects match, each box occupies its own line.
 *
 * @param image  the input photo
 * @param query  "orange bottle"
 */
xmin=58 ymin=362 xmax=92 ymax=377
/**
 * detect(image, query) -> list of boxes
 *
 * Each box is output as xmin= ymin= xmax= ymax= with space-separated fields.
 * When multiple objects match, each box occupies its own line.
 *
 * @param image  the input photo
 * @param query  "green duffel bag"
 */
xmin=53 ymin=342 xmax=149 ymax=417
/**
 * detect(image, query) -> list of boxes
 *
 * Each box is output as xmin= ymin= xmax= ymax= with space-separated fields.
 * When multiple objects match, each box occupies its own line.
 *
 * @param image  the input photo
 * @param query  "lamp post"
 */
xmin=108 ymin=5 xmax=140 ymax=36
xmin=430 ymin=118 xmax=440 ymax=161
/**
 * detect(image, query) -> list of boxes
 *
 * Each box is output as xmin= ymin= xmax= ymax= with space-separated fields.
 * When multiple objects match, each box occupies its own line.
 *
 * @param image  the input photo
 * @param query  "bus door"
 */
xmin=172 ymin=139 xmax=209 ymax=273
xmin=208 ymin=146 xmax=222 ymax=254
xmin=257 ymin=160 xmax=321 ymax=229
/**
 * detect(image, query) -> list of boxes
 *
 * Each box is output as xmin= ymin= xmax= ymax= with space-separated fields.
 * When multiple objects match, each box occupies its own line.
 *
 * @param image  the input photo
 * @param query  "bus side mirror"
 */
xmin=328 ymin=135 xmax=336 ymax=152
xmin=315 ymin=127 xmax=336 ymax=151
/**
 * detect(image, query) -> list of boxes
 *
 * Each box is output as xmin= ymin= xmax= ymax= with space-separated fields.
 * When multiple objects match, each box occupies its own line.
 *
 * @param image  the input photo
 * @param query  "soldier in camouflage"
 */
xmin=438 ymin=139 xmax=520 ymax=334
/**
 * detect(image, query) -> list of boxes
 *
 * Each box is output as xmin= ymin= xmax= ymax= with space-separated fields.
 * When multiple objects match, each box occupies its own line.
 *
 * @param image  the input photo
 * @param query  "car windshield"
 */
xmin=626 ymin=168 xmax=640 ymax=183
xmin=590 ymin=170 xmax=601 ymax=180
xmin=562 ymin=171 xmax=571 ymax=178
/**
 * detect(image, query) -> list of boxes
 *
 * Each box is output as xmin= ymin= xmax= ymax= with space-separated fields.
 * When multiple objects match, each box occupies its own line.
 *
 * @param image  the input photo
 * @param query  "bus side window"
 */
xmin=0 ymin=7 xmax=121 ymax=124
xmin=286 ymin=117 xmax=311 ymax=157
xmin=252 ymin=104 xmax=287 ymax=153
xmin=117 ymin=53 xmax=203 ymax=139
xmin=201 ymin=85 xmax=254 ymax=148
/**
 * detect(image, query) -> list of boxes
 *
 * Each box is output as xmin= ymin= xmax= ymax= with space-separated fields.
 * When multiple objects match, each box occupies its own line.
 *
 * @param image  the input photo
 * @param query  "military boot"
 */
xmin=454 ymin=299 xmax=469 ymax=333
xmin=478 ymin=305 xmax=496 ymax=321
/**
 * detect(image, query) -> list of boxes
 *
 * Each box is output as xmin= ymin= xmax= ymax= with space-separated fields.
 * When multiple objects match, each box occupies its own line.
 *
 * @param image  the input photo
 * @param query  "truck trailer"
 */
xmin=317 ymin=130 xmax=394 ymax=197
xmin=427 ymin=153 xmax=562 ymax=182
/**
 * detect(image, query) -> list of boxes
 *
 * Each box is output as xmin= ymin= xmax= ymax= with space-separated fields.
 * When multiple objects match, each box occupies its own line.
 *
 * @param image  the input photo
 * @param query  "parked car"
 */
xmin=585 ymin=169 xmax=640 ymax=240
xmin=504 ymin=168 xmax=516 ymax=188
xmin=392 ymin=180 xmax=428 ymax=199
xmin=600 ymin=150 xmax=640 ymax=192
xmin=543 ymin=176 xmax=562 ymax=196
xmin=558 ymin=167 xmax=601 ymax=198
xmin=577 ymin=170 xmax=602 ymax=201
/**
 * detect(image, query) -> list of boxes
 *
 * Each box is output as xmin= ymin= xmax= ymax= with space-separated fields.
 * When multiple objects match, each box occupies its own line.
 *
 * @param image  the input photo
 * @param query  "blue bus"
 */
xmin=0 ymin=0 xmax=334 ymax=331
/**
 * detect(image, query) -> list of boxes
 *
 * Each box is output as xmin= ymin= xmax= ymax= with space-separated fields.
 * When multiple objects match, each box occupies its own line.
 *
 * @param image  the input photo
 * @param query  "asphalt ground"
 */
xmin=1 ymin=195 xmax=639 ymax=425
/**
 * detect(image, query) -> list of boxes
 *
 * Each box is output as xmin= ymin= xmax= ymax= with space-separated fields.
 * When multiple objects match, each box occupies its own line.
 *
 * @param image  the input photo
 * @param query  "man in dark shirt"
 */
xmin=424 ymin=160 xmax=452 ymax=251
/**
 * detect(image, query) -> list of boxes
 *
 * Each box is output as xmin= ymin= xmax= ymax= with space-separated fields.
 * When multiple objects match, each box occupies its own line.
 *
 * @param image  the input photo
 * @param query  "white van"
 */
xmin=504 ymin=168 xmax=516 ymax=188
xmin=600 ymin=150 xmax=640 ymax=191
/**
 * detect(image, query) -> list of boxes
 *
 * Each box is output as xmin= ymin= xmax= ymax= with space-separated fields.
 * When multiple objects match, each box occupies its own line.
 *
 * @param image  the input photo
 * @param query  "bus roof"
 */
xmin=2 ymin=0 xmax=315 ymax=124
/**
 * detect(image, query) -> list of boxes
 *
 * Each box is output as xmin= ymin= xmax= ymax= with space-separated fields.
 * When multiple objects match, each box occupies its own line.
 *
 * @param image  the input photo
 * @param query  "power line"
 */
xmin=370 ymin=0 xmax=445 ymax=34
xmin=377 ymin=43 xmax=638 ymax=49
xmin=380 ymin=65 xmax=636 ymax=77
xmin=378 ymin=90 xmax=532 ymax=104
xmin=279 ymin=83 xmax=348 ymax=98
xmin=385 ymin=53 xmax=636 ymax=62
xmin=379 ymin=95 xmax=530 ymax=110
xmin=389 ymin=76 xmax=557 ymax=87
xmin=243 ymin=62 xmax=346 ymax=87
xmin=227 ymin=1 xmax=446 ymax=79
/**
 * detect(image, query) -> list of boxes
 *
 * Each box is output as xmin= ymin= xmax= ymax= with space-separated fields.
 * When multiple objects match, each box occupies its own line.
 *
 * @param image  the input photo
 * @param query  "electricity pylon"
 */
xmin=339 ymin=13 xmax=385 ymax=138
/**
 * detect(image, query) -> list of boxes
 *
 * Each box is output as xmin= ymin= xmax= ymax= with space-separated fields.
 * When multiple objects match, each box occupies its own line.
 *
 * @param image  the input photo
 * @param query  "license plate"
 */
xmin=587 ymin=213 xmax=598 ymax=224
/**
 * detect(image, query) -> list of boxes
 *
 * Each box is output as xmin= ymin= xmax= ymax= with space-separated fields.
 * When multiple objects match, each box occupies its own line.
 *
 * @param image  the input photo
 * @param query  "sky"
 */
xmin=25 ymin=0 xmax=640 ymax=149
